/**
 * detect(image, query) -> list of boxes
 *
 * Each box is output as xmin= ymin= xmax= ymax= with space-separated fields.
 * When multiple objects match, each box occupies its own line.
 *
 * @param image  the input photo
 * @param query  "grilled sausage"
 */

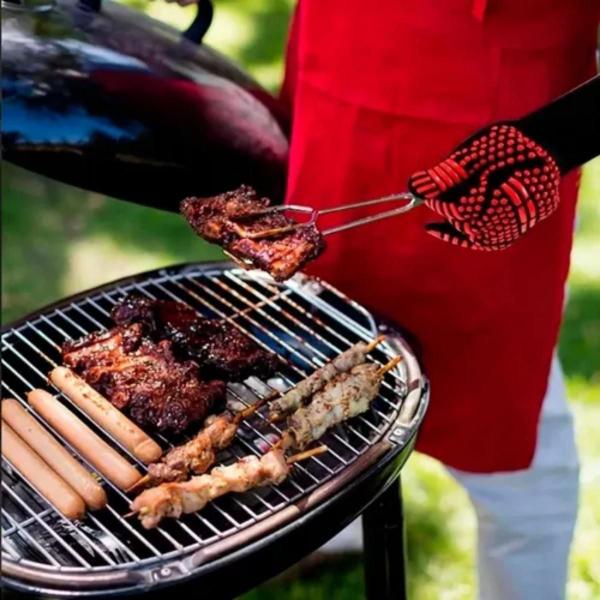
xmin=49 ymin=367 xmax=162 ymax=464
xmin=27 ymin=389 xmax=142 ymax=491
xmin=2 ymin=399 xmax=107 ymax=510
xmin=1 ymin=420 xmax=86 ymax=520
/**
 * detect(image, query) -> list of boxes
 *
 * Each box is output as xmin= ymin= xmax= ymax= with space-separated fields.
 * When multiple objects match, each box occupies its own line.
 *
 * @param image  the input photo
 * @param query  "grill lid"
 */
xmin=1 ymin=263 xmax=428 ymax=595
xmin=1 ymin=0 xmax=289 ymax=209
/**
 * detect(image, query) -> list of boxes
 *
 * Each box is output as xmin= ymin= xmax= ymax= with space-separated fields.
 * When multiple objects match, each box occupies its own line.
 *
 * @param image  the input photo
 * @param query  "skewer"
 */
xmin=233 ymin=392 xmax=274 ymax=424
xmin=266 ymin=336 xmax=386 ymax=425
xmin=126 ymin=396 xmax=270 ymax=494
xmin=286 ymin=444 xmax=328 ymax=464
xmin=366 ymin=335 xmax=386 ymax=352
xmin=377 ymin=355 xmax=402 ymax=377
xmin=123 ymin=442 xmax=328 ymax=520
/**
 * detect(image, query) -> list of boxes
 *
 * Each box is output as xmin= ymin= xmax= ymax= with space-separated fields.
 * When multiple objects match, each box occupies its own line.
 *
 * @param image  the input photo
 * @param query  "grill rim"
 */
xmin=1 ymin=260 xmax=428 ymax=594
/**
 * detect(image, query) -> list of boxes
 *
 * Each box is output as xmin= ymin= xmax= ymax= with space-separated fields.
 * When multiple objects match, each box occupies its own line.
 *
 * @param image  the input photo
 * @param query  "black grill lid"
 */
xmin=1 ymin=0 xmax=289 ymax=210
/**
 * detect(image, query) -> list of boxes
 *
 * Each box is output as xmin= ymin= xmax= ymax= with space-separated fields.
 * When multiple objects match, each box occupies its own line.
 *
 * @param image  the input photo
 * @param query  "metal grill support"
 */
xmin=363 ymin=477 xmax=407 ymax=600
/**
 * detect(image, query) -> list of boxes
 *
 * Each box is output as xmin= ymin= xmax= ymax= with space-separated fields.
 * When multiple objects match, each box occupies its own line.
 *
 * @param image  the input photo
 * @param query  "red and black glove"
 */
xmin=408 ymin=124 xmax=560 ymax=250
xmin=408 ymin=76 xmax=600 ymax=250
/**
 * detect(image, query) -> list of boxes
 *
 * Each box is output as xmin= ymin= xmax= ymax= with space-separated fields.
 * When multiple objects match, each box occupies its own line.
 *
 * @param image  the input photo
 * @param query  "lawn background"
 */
xmin=2 ymin=2 xmax=598 ymax=598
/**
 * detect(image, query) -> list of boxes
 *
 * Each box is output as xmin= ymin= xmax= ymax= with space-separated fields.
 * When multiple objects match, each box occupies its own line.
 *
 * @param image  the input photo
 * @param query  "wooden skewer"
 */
xmin=286 ymin=444 xmax=328 ymax=464
xmin=365 ymin=335 xmax=386 ymax=352
xmin=377 ymin=356 xmax=402 ymax=377
xmin=233 ymin=393 xmax=274 ymax=424
xmin=126 ymin=476 xmax=150 ymax=494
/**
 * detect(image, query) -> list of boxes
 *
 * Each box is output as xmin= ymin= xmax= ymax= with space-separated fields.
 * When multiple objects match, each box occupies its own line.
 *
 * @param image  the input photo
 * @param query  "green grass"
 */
xmin=2 ymin=2 xmax=599 ymax=598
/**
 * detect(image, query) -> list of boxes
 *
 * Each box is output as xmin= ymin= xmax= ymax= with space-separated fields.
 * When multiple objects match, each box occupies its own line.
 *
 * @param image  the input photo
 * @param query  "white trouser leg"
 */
xmin=449 ymin=355 xmax=580 ymax=600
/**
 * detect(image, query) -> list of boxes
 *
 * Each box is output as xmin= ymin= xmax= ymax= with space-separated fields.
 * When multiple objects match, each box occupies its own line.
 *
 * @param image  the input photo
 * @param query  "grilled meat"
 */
xmin=62 ymin=323 xmax=145 ymax=373
xmin=141 ymin=413 xmax=239 ymax=487
xmin=62 ymin=324 xmax=225 ymax=434
xmin=111 ymin=295 xmax=278 ymax=380
xmin=288 ymin=363 xmax=384 ymax=449
xmin=268 ymin=340 xmax=377 ymax=420
xmin=180 ymin=185 xmax=326 ymax=281
xmin=130 ymin=446 xmax=289 ymax=529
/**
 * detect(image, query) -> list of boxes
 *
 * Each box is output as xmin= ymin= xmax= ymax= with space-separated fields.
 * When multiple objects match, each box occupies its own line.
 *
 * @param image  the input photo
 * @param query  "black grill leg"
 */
xmin=362 ymin=476 xmax=407 ymax=600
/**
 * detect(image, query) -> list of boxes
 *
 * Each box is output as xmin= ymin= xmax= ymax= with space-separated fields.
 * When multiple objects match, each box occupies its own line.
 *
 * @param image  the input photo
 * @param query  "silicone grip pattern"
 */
xmin=409 ymin=124 xmax=561 ymax=250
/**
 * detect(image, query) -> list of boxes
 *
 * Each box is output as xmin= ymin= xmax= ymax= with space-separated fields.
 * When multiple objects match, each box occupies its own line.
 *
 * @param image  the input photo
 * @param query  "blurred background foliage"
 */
xmin=2 ymin=1 xmax=599 ymax=598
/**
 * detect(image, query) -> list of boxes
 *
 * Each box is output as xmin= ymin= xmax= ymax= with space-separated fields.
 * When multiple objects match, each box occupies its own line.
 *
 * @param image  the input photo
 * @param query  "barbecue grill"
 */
xmin=1 ymin=261 xmax=428 ymax=599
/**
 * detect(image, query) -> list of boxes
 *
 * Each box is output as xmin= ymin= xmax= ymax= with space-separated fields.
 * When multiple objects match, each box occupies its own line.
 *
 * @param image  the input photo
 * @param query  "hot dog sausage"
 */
xmin=49 ymin=367 xmax=162 ymax=464
xmin=27 ymin=389 xmax=142 ymax=491
xmin=2 ymin=399 xmax=107 ymax=510
xmin=1 ymin=420 xmax=86 ymax=520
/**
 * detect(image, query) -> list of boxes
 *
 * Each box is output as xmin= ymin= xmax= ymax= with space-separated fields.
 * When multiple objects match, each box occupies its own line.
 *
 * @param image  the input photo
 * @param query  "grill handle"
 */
xmin=76 ymin=0 xmax=214 ymax=45
xmin=183 ymin=0 xmax=214 ymax=45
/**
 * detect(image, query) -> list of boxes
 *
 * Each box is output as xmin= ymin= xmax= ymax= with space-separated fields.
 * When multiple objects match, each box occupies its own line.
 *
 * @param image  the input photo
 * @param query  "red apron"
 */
xmin=283 ymin=0 xmax=599 ymax=472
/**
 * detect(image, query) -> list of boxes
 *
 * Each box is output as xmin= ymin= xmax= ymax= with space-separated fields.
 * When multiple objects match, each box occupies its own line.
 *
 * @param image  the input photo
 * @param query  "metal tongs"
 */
xmin=230 ymin=192 xmax=424 ymax=240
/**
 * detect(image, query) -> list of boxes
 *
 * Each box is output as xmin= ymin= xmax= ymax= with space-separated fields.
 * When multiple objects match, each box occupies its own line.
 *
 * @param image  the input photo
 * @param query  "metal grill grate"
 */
xmin=1 ymin=263 xmax=426 ymax=589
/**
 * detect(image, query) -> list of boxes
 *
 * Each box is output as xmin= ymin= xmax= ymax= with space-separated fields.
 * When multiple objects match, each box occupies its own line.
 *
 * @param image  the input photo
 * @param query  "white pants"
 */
xmin=321 ymin=356 xmax=580 ymax=600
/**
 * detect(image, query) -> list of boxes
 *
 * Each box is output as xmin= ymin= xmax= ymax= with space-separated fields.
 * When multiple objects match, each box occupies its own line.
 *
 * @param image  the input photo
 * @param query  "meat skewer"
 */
xmin=129 ymin=338 xmax=387 ymax=492
xmin=127 ymin=396 xmax=272 ymax=493
xmin=128 ymin=443 xmax=327 ymax=529
xmin=268 ymin=336 xmax=385 ymax=421
xmin=128 ymin=355 xmax=400 ymax=528
xmin=287 ymin=356 xmax=402 ymax=449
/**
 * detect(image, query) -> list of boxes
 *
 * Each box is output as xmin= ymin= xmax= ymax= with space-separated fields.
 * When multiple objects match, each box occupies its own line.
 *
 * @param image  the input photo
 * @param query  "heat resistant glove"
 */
xmin=408 ymin=124 xmax=560 ymax=250
xmin=408 ymin=75 xmax=600 ymax=251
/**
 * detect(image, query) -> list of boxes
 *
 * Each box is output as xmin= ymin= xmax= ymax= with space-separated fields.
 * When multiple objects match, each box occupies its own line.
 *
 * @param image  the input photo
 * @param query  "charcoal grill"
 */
xmin=1 ymin=261 xmax=428 ymax=599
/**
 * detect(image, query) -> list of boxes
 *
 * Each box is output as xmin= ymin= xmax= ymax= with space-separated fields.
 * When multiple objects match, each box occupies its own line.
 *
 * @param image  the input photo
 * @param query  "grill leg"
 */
xmin=362 ymin=476 xmax=407 ymax=600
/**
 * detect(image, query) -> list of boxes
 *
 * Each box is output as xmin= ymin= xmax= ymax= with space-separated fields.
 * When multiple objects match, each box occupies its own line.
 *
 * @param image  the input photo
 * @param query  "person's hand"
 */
xmin=408 ymin=124 xmax=561 ymax=250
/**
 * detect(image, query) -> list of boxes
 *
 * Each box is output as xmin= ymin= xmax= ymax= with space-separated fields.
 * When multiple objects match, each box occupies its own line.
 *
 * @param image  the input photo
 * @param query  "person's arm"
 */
xmin=408 ymin=75 xmax=600 ymax=250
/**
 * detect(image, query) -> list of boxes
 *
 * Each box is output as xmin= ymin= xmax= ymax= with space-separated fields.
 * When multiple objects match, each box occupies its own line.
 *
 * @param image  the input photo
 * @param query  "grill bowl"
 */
xmin=1 ymin=262 xmax=428 ymax=597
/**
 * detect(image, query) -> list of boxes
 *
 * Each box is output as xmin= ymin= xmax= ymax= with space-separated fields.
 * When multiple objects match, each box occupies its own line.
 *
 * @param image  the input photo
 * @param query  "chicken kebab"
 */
xmin=128 ymin=355 xmax=401 ymax=528
xmin=128 ymin=337 xmax=385 ymax=490
xmin=181 ymin=185 xmax=325 ymax=281
xmin=127 ymin=396 xmax=272 ymax=492
xmin=62 ymin=295 xmax=278 ymax=433
xmin=129 ymin=442 xmax=327 ymax=529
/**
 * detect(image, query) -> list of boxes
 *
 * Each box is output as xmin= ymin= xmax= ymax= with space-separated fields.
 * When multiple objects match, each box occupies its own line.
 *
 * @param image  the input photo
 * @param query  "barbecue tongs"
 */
xmin=230 ymin=193 xmax=425 ymax=240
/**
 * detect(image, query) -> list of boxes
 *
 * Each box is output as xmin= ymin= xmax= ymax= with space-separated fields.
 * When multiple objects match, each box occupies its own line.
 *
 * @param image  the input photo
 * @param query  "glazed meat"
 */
xmin=62 ymin=324 xmax=224 ymax=434
xmin=180 ymin=185 xmax=326 ymax=281
xmin=111 ymin=295 xmax=278 ymax=380
xmin=62 ymin=323 xmax=145 ymax=373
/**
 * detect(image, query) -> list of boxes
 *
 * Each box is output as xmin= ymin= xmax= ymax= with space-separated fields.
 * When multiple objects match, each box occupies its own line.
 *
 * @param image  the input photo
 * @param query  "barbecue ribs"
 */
xmin=62 ymin=324 xmax=225 ymax=433
xmin=111 ymin=295 xmax=279 ymax=380
xmin=180 ymin=185 xmax=325 ymax=281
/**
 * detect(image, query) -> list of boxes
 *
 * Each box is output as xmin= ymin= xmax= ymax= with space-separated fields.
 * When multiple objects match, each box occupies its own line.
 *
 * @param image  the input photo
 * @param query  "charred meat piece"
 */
xmin=62 ymin=323 xmax=145 ymax=373
xmin=181 ymin=185 xmax=326 ymax=281
xmin=112 ymin=295 xmax=278 ymax=380
xmin=62 ymin=324 xmax=225 ymax=434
